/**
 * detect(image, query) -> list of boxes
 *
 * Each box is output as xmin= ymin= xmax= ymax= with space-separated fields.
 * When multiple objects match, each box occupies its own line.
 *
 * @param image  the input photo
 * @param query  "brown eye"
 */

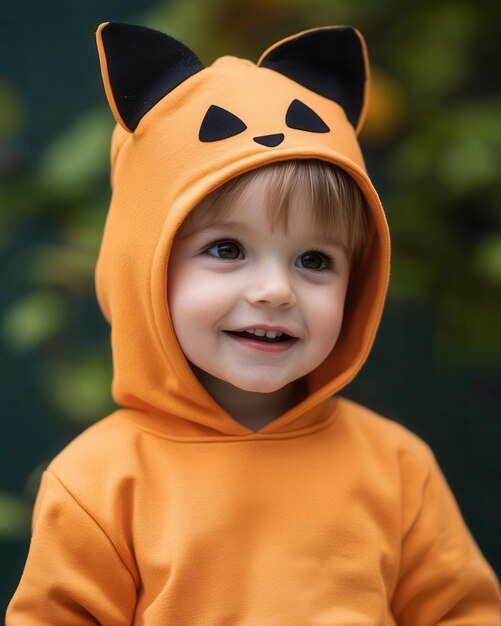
xmin=206 ymin=241 xmax=243 ymax=260
xmin=296 ymin=251 xmax=333 ymax=271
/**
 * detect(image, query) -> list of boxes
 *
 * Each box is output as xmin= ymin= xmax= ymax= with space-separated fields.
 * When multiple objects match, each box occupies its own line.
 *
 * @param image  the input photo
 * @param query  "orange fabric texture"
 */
xmin=7 ymin=22 xmax=501 ymax=625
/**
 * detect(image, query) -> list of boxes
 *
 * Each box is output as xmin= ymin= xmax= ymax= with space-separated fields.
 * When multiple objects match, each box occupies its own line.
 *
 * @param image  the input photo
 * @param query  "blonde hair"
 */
xmin=189 ymin=159 xmax=369 ymax=261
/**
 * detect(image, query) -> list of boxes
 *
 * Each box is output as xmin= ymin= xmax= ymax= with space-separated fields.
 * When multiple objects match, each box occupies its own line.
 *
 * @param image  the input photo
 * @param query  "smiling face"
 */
xmin=167 ymin=172 xmax=351 ymax=400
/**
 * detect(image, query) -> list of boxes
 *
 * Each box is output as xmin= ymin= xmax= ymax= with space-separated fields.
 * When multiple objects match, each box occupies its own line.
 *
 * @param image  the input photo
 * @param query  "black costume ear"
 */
xmin=258 ymin=26 xmax=368 ymax=133
xmin=96 ymin=22 xmax=205 ymax=132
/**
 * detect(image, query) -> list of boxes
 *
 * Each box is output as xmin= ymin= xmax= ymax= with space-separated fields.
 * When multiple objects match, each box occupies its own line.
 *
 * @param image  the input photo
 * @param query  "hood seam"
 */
xmin=115 ymin=406 xmax=340 ymax=443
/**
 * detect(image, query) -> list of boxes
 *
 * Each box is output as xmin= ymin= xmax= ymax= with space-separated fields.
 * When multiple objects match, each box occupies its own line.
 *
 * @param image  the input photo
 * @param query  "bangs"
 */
xmin=187 ymin=159 xmax=370 ymax=260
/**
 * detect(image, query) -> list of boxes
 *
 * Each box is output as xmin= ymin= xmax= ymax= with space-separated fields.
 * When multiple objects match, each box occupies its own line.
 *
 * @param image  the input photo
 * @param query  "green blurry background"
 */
xmin=1 ymin=0 xmax=500 ymax=612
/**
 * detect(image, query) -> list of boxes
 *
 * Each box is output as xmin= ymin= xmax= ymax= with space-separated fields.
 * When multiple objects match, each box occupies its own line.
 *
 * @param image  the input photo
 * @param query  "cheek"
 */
xmin=169 ymin=284 xmax=204 ymax=335
xmin=167 ymin=265 xmax=230 ymax=336
xmin=305 ymin=284 xmax=348 ymax=346
xmin=167 ymin=263 xmax=196 ymax=336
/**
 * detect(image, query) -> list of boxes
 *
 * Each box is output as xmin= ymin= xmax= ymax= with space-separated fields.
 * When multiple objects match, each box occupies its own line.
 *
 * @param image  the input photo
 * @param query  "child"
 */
xmin=6 ymin=21 xmax=501 ymax=625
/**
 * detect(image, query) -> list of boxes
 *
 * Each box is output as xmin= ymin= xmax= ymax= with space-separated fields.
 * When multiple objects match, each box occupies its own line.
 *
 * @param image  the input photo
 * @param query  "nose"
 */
xmin=245 ymin=261 xmax=297 ymax=308
xmin=253 ymin=133 xmax=284 ymax=147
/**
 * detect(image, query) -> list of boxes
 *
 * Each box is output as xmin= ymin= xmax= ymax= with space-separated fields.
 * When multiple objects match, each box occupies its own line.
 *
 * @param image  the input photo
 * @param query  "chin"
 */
xmin=225 ymin=376 xmax=289 ymax=394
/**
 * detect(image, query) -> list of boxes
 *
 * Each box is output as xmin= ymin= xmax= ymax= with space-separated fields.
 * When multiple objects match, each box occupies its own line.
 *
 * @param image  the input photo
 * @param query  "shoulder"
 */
xmin=32 ymin=413 xmax=141 ymax=586
xmin=332 ymin=396 xmax=445 ymax=527
xmin=333 ymin=395 xmax=436 ymax=474
xmin=42 ymin=411 xmax=147 ymax=515
xmin=46 ymin=411 xmax=138 ymax=477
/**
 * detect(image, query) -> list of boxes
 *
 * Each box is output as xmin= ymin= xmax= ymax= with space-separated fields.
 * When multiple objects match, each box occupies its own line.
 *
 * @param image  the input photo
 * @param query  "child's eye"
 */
xmin=204 ymin=240 xmax=244 ymax=260
xmin=295 ymin=250 xmax=334 ymax=271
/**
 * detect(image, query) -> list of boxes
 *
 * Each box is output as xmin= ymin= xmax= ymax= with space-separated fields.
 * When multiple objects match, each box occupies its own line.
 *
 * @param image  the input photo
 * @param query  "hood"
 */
xmin=94 ymin=22 xmax=390 ymax=438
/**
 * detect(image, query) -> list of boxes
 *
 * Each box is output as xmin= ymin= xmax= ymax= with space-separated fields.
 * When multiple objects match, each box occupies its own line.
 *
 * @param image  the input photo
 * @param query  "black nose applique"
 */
xmin=253 ymin=133 xmax=284 ymax=147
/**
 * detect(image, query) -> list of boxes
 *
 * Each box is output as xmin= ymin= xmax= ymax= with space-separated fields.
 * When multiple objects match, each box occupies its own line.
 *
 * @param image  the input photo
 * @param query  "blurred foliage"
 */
xmin=0 ymin=492 xmax=31 ymax=541
xmin=1 ymin=0 xmax=499 ymax=539
xmin=3 ymin=290 xmax=66 ymax=353
xmin=0 ymin=82 xmax=24 ymax=138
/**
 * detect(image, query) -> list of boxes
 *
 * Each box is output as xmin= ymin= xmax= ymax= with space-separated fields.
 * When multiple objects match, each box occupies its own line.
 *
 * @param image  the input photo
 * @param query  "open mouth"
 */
xmin=223 ymin=330 xmax=295 ymax=343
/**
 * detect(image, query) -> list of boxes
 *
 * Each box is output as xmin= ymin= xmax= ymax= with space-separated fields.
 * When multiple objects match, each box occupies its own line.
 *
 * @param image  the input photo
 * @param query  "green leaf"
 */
xmin=0 ymin=81 xmax=24 ymax=137
xmin=45 ymin=352 xmax=115 ymax=425
xmin=26 ymin=243 xmax=97 ymax=290
xmin=2 ymin=291 xmax=66 ymax=352
xmin=0 ymin=491 xmax=31 ymax=540
xmin=475 ymin=235 xmax=501 ymax=286
xmin=37 ymin=108 xmax=113 ymax=196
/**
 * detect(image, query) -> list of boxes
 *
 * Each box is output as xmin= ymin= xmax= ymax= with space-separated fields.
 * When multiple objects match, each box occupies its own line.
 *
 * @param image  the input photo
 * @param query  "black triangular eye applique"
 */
xmin=253 ymin=133 xmax=284 ymax=147
xmin=286 ymin=99 xmax=330 ymax=133
xmin=199 ymin=105 xmax=247 ymax=142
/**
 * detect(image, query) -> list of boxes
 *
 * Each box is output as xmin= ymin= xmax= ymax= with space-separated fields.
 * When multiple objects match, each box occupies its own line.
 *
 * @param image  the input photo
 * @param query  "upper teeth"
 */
xmin=245 ymin=329 xmax=283 ymax=338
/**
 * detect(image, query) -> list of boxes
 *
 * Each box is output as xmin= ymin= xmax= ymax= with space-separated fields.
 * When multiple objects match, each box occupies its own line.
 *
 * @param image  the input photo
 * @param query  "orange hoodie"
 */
xmin=7 ymin=22 xmax=501 ymax=625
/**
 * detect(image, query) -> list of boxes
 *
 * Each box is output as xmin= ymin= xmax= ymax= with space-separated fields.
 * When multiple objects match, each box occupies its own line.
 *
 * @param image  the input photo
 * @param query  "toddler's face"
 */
xmin=167 ymin=178 xmax=350 ymax=394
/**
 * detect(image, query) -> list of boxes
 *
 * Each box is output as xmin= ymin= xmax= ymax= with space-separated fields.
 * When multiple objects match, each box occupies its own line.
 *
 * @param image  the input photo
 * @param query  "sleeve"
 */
xmin=5 ymin=470 xmax=138 ymax=625
xmin=391 ymin=446 xmax=501 ymax=625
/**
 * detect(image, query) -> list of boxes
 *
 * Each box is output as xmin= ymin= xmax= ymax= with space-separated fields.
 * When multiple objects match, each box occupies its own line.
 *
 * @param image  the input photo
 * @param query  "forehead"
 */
xmin=176 ymin=177 xmax=346 ymax=251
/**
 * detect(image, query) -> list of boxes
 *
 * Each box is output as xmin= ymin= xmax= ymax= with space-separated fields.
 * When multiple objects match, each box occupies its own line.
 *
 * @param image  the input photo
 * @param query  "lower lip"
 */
xmin=224 ymin=333 xmax=298 ymax=353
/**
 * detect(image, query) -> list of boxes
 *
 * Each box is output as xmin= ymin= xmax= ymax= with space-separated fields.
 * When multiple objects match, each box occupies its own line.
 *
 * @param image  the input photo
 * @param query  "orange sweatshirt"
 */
xmin=7 ymin=22 xmax=501 ymax=625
